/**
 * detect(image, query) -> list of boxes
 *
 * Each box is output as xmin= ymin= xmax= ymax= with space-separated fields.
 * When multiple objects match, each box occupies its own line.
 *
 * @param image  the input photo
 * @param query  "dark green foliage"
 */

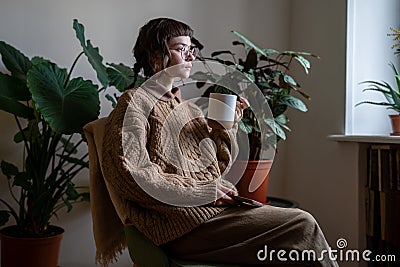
xmin=195 ymin=31 xmax=318 ymax=159
xmin=0 ymin=19 xmax=128 ymax=236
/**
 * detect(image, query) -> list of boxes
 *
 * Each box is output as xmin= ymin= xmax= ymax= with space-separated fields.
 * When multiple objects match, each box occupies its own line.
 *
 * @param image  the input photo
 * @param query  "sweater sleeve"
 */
xmin=102 ymin=91 xmax=218 ymax=207
xmin=209 ymin=123 xmax=239 ymax=176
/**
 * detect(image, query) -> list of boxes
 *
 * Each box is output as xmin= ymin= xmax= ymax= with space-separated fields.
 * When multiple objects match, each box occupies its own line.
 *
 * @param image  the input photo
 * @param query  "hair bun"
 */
xmin=133 ymin=62 xmax=141 ymax=73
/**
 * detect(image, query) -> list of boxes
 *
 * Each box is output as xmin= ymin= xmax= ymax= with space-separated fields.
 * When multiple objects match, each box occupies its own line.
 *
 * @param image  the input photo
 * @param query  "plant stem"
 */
xmin=6 ymin=173 xmax=19 ymax=204
xmin=14 ymin=115 xmax=30 ymax=155
xmin=62 ymin=153 xmax=88 ymax=178
xmin=65 ymin=51 xmax=85 ymax=88
xmin=58 ymin=138 xmax=85 ymax=168
xmin=284 ymin=56 xmax=293 ymax=75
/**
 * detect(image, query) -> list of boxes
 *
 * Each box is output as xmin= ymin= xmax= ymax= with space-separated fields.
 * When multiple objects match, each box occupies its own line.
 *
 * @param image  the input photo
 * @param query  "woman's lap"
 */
xmin=163 ymin=205 xmax=337 ymax=267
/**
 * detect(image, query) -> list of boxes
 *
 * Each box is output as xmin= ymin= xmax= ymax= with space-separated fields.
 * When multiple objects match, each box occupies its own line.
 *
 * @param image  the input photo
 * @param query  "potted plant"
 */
xmin=357 ymin=27 xmax=400 ymax=136
xmin=0 ymin=19 xmax=134 ymax=267
xmin=194 ymin=31 xmax=318 ymax=202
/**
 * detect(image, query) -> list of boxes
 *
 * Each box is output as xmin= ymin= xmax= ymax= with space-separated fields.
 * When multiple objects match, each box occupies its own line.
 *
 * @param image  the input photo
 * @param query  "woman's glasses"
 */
xmin=170 ymin=45 xmax=198 ymax=60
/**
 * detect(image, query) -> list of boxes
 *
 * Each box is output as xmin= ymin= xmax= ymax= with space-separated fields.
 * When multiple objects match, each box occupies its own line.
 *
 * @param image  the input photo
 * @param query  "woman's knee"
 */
xmin=294 ymin=209 xmax=318 ymax=232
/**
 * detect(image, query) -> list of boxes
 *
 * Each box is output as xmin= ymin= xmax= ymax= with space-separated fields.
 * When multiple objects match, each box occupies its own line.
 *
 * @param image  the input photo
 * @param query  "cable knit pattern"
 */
xmin=102 ymin=87 xmax=238 ymax=246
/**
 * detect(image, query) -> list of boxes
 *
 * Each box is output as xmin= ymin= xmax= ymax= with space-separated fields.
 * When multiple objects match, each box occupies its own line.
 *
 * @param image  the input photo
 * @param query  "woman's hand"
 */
xmin=215 ymin=182 xmax=238 ymax=206
xmin=234 ymin=97 xmax=250 ymax=123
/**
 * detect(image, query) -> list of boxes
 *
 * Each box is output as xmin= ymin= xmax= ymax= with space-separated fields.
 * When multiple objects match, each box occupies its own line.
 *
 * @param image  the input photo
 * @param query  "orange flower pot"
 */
xmin=1 ymin=225 xmax=64 ymax=267
xmin=390 ymin=114 xmax=400 ymax=136
xmin=226 ymin=160 xmax=272 ymax=204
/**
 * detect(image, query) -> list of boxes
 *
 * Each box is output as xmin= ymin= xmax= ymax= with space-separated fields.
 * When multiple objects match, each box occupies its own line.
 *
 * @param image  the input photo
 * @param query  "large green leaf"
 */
xmin=0 ymin=95 xmax=34 ymax=119
xmin=106 ymin=63 xmax=135 ymax=92
xmin=0 ymin=41 xmax=32 ymax=81
xmin=27 ymin=62 xmax=100 ymax=134
xmin=0 ymin=72 xmax=31 ymax=101
xmin=231 ymin=31 xmax=268 ymax=57
xmin=73 ymin=19 xmax=108 ymax=88
xmin=279 ymin=95 xmax=308 ymax=112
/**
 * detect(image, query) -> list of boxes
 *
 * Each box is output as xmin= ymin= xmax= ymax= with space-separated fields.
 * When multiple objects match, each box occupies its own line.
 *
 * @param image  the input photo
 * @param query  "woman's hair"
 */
xmin=133 ymin=17 xmax=194 ymax=78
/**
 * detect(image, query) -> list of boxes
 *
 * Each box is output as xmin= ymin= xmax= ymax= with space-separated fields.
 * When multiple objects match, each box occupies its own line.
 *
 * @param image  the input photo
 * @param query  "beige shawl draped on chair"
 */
xmin=83 ymin=118 xmax=127 ymax=266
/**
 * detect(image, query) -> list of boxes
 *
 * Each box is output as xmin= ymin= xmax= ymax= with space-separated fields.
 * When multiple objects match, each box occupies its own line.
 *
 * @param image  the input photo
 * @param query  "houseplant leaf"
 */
xmin=0 ymin=41 xmax=32 ymax=81
xmin=231 ymin=31 xmax=268 ymax=57
xmin=390 ymin=62 xmax=400 ymax=93
xmin=105 ymin=94 xmax=117 ymax=108
xmin=211 ymin=50 xmax=235 ymax=57
xmin=106 ymin=63 xmax=135 ymax=92
xmin=13 ymin=172 xmax=31 ymax=191
xmin=243 ymin=49 xmax=258 ymax=72
xmin=0 ymin=73 xmax=31 ymax=101
xmin=0 ymin=160 xmax=19 ymax=179
xmin=274 ymin=114 xmax=289 ymax=128
xmin=283 ymin=74 xmax=297 ymax=87
xmin=27 ymin=62 xmax=100 ymax=134
xmin=0 ymin=96 xmax=34 ymax=119
xmin=0 ymin=210 xmax=10 ymax=226
xmin=265 ymin=118 xmax=286 ymax=140
xmin=73 ymin=19 xmax=109 ymax=88
xmin=279 ymin=95 xmax=308 ymax=112
xmin=238 ymin=117 xmax=254 ymax=134
xmin=294 ymin=55 xmax=310 ymax=74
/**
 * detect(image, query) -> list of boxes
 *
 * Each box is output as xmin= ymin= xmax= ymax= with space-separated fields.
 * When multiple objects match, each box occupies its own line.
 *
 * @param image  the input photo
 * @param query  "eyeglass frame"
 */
xmin=169 ymin=44 xmax=198 ymax=60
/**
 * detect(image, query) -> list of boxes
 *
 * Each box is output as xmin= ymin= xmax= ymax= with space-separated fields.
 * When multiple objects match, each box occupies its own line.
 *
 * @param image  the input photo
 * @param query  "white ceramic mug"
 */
xmin=207 ymin=93 xmax=237 ymax=129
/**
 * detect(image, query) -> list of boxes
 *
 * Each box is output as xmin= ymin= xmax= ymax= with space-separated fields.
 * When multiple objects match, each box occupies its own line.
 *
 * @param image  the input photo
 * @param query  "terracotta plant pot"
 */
xmin=390 ymin=114 xmax=400 ymax=136
xmin=226 ymin=160 xmax=272 ymax=204
xmin=1 ymin=225 xmax=64 ymax=267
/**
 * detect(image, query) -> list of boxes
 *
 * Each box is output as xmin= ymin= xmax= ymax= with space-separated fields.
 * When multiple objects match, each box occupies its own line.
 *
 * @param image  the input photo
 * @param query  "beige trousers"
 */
xmin=163 ymin=205 xmax=339 ymax=267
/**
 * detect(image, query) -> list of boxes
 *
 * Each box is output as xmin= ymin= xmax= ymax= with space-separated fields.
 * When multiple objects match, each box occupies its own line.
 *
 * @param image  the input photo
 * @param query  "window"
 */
xmin=346 ymin=0 xmax=400 ymax=135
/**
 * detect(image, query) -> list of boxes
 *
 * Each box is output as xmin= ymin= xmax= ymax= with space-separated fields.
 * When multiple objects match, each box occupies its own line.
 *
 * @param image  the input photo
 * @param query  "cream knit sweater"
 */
xmin=102 ymin=86 xmax=238 ymax=246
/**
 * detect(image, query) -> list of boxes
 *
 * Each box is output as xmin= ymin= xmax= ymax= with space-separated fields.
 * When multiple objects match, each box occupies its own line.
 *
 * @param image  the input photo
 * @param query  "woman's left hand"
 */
xmin=215 ymin=182 xmax=238 ymax=206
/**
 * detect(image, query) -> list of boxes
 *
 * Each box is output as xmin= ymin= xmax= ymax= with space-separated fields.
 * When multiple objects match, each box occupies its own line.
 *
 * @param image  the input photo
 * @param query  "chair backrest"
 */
xmin=84 ymin=118 xmax=170 ymax=266
xmin=84 ymin=118 xmax=127 ymax=265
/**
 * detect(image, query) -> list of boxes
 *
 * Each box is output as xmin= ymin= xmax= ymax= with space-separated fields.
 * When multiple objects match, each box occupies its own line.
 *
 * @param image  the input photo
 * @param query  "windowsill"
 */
xmin=327 ymin=134 xmax=400 ymax=144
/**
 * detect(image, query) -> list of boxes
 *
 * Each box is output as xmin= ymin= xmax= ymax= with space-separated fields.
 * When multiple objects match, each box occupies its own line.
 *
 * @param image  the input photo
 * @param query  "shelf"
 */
xmin=327 ymin=134 xmax=400 ymax=144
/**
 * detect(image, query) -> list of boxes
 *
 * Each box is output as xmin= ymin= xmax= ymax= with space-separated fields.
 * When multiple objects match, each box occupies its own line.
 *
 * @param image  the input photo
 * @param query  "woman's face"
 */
xmin=164 ymin=36 xmax=195 ymax=79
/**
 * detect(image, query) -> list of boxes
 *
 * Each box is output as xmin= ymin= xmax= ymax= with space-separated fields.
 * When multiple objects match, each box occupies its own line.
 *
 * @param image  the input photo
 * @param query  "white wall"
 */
xmin=280 ymin=2 xmax=361 ymax=267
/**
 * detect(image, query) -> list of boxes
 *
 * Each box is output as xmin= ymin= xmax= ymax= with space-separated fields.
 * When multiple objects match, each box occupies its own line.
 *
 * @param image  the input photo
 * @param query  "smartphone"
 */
xmin=231 ymin=195 xmax=264 ymax=207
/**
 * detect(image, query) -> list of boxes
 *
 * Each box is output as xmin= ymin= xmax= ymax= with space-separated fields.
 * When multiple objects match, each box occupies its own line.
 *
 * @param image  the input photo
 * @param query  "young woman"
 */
xmin=101 ymin=18 xmax=338 ymax=266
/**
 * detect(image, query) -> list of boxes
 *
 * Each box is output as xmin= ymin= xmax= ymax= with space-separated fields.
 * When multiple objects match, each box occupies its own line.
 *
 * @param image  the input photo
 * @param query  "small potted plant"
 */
xmin=194 ymin=31 xmax=318 ymax=202
xmin=357 ymin=27 xmax=400 ymax=136
xmin=0 ymin=19 xmax=135 ymax=267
